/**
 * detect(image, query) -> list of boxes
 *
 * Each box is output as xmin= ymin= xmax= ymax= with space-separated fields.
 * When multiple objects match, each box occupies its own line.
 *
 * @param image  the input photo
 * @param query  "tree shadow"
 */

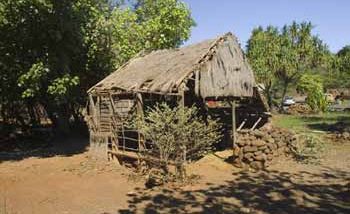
xmin=0 ymin=134 xmax=89 ymax=162
xmin=300 ymin=115 xmax=350 ymax=123
xmin=297 ymin=114 xmax=350 ymax=133
xmin=118 ymin=168 xmax=350 ymax=214
xmin=307 ymin=122 xmax=350 ymax=132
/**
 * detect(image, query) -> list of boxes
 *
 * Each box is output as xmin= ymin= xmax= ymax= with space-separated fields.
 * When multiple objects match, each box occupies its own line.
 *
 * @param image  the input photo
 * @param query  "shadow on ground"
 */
xmin=0 ymin=135 xmax=89 ymax=162
xmin=118 ymin=168 xmax=350 ymax=214
xmin=298 ymin=114 xmax=350 ymax=133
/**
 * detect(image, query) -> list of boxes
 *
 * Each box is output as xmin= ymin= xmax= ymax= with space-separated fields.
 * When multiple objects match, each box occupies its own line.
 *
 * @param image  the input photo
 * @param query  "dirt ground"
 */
xmin=1 ymin=138 xmax=350 ymax=214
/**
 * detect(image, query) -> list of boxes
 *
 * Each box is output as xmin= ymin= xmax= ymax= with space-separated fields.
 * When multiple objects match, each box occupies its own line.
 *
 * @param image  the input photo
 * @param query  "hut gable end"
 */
xmin=199 ymin=35 xmax=255 ymax=98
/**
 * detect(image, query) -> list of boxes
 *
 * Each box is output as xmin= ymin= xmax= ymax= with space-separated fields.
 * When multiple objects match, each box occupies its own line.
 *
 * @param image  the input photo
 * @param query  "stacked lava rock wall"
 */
xmin=233 ymin=128 xmax=297 ymax=169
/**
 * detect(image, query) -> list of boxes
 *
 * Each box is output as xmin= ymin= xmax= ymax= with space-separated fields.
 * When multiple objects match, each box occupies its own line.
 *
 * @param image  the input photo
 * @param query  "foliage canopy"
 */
xmin=247 ymin=21 xmax=331 ymax=109
xmin=0 ymin=0 xmax=194 ymax=131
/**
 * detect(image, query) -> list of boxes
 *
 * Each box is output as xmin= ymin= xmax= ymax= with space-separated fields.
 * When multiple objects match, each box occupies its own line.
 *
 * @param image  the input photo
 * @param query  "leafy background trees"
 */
xmin=246 ymin=21 xmax=349 ymax=111
xmin=0 ymin=0 xmax=195 ymax=132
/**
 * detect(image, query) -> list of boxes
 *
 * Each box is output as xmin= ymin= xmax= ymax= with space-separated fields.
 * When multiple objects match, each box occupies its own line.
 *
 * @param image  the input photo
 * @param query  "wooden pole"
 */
xmin=231 ymin=100 xmax=236 ymax=153
xmin=136 ymin=93 xmax=145 ymax=153
xmin=178 ymin=89 xmax=185 ymax=108
xmin=251 ymin=117 xmax=262 ymax=131
xmin=237 ymin=119 xmax=247 ymax=131
xmin=194 ymin=70 xmax=200 ymax=96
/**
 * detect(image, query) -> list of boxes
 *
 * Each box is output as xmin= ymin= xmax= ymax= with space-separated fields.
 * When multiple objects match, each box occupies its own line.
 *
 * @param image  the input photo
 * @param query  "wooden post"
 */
xmin=231 ymin=100 xmax=236 ymax=152
xmin=178 ymin=90 xmax=185 ymax=108
xmin=194 ymin=70 xmax=200 ymax=96
xmin=136 ymin=93 xmax=145 ymax=153
xmin=237 ymin=118 xmax=247 ymax=131
xmin=177 ymin=86 xmax=186 ymax=174
xmin=251 ymin=117 xmax=262 ymax=131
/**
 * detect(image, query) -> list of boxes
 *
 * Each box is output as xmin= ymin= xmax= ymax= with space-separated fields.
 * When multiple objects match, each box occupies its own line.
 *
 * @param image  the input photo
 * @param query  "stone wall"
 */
xmin=233 ymin=128 xmax=297 ymax=169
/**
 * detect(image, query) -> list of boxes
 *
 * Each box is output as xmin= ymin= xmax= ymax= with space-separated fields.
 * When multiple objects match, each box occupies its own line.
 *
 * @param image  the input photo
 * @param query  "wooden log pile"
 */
xmin=233 ymin=128 xmax=297 ymax=169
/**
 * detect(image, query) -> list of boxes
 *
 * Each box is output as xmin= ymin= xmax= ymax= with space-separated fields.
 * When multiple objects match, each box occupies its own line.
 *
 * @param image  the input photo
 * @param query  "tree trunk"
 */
xmin=280 ymin=81 xmax=289 ymax=111
xmin=265 ymin=83 xmax=273 ymax=108
xmin=27 ymin=102 xmax=39 ymax=126
xmin=43 ymin=101 xmax=71 ymax=135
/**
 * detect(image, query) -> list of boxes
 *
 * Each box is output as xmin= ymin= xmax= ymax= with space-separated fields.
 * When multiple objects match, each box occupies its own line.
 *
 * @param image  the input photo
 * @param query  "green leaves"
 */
xmin=47 ymin=75 xmax=79 ymax=96
xmin=0 ymin=0 xmax=194 ymax=128
xmin=247 ymin=21 xmax=330 ymax=108
xmin=108 ymin=0 xmax=195 ymax=67
xmin=18 ymin=62 xmax=49 ymax=98
xmin=297 ymin=74 xmax=328 ymax=112
xmin=334 ymin=45 xmax=350 ymax=88
xmin=18 ymin=62 xmax=79 ymax=98
xmin=133 ymin=103 xmax=222 ymax=166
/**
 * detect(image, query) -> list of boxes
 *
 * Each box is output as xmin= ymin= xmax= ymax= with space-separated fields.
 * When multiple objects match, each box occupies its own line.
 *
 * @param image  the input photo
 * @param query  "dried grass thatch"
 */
xmin=88 ymin=32 xmax=255 ymax=98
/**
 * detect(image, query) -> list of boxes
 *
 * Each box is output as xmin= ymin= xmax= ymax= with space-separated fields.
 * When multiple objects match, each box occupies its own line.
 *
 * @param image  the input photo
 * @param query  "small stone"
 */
xmin=251 ymin=140 xmax=266 ymax=147
xmin=264 ymin=148 xmax=271 ymax=154
xmin=243 ymin=146 xmax=258 ymax=153
xmin=254 ymin=151 xmax=263 ymax=156
xmin=267 ymin=143 xmax=277 ymax=150
xmin=240 ymin=207 xmax=251 ymax=213
xmin=250 ymin=161 xmax=264 ymax=170
xmin=239 ymin=147 xmax=244 ymax=159
xmin=254 ymin=154 xmax=267 ymax=161
xmin=238 ymin=129 xmax=250 ymax=134
xmin=267 ymin=138 xmax=275 ymax=143
xmin=233 ymin=146 xmax=241 ymax=157
xmin=258 ymin=145 xmax=268 ymax=151
xmin=237 ymin=140 xmax=247 ymax=147
xmin=252 ymin=130 xmax=265 ymax=138
xmin=244 ymin=152 xmax=254 ymax=160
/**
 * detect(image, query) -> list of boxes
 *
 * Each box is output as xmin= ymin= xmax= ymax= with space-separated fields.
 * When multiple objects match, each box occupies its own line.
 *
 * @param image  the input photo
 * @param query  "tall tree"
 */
xmin=108 ymin=0 xmax=195 ymax=67
xmin=247 ymin=21 xmax=330 ymax=108
xmin=246 ymin=26 xmax=280 ymax=107
xmin=0 ymin=0 xmax=194 ymax=132
xmin=335 ymin=45 xmax=350 ymax=88
xmin=277 ymin=22 xmax=329 ymax=106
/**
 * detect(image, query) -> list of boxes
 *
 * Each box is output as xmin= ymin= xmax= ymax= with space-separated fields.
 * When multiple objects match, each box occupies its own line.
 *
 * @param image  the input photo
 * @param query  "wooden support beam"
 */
xmin=96 ymin=96 xmax=101 ymax=131
xmin=237 ymin=119 xmax=247 ymax=131
xmin=136 ymin=93 xmax=145 ymax=154
xmin=231 ymin=100 xmax=236 ymax=153
xmin=108 ymin=150 xmax=176 ymax=165
xmin=194 ymin=70 xmax=200 ymax=96
xmin=178 ymin=83 xmax=186 ymax=108
xmin=251 ymin=117 xmax=262 ymax=131
xmin=109 ymin=94 xmax=117 ymax=114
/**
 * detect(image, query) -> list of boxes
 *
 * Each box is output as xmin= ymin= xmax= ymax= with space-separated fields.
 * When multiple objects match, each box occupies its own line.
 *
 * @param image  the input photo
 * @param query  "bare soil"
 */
xmin=1 ymin=140 xmax=350 ymax=214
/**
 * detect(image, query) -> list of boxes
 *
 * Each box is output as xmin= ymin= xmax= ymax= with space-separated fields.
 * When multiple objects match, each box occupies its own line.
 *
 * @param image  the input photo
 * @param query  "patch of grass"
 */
xmin=273 ymin=112 xmax=350 ymax=134
xmin=290 ymin=134 xmax=325 ymax=164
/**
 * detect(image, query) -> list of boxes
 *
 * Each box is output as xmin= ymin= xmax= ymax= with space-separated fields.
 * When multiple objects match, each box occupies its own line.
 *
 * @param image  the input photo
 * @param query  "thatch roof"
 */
xmin=89 ymin=32 xmax=255 ymax=98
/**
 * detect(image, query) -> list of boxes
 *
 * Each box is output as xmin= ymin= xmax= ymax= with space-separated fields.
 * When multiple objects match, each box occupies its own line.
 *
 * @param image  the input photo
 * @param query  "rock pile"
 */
xmin=335 ymin=131 xmax=350 ymax=141
xmin=233 ymin=128 xmax=297 ymax=169
xmin=329 ymin=122 xmax=350 ymax=142
xmin=287 ymin=103 xmax=312 ymax=115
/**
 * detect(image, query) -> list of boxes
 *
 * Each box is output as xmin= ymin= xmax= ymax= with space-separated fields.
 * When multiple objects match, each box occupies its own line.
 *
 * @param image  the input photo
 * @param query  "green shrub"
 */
xmin=290 ymin=134 xmax=325 ymax=164
xmin=297 ymin=74 xmax=329 ymax=112
xmin=132 ymin=103 xmax=222 ymax=182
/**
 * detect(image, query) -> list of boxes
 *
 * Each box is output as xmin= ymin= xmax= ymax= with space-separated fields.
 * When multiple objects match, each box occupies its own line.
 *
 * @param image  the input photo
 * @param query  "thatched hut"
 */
xmin=85 ymin=32 xmax=268 ymax=163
